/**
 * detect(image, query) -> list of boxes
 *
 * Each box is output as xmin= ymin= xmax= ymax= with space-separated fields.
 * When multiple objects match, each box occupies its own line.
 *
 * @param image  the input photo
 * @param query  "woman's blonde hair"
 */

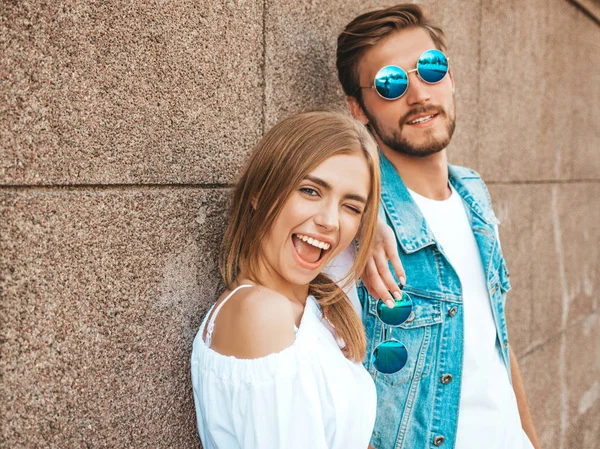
xmin=219 ymin=111 xmax=380 ymax=361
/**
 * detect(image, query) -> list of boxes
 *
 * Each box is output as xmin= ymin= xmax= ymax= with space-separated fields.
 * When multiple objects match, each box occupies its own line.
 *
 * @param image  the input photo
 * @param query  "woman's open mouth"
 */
xmin=291 ymin=233 xmax=332 ymax=269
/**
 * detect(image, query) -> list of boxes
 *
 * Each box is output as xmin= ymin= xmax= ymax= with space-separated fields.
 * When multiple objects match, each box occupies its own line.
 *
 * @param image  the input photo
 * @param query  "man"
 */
xmin=335 ymin=5 xmax=541 ymax=449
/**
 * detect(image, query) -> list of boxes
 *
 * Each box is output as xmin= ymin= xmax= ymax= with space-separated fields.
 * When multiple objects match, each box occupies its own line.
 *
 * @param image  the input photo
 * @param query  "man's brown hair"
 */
xmin=336 ymin=4 xmax=447 ymax=106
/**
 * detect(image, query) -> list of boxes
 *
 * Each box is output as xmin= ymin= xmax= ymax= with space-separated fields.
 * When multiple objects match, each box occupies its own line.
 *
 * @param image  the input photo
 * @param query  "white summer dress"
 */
xmin=190 ymin=285 xmax=376 ymax=449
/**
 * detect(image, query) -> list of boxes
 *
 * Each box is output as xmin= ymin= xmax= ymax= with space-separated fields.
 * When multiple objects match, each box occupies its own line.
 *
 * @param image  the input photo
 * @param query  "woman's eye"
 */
xmin=299 ymin=187 xmax=319 ymax=196
xmin=345 ymin=205 xmax=363 ymax=215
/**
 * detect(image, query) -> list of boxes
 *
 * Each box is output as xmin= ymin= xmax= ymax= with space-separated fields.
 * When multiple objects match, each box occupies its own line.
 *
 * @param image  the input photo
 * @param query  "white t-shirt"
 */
xmin=408 ymin=185 xmax=533 ymax=449
xmin=191 ymin=291 xmax=376 ymax=449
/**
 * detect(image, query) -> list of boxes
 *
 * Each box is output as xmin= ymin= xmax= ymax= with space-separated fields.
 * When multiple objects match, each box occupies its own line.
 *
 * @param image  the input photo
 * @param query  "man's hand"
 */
xmin=362 ymin=216 xmax=406 ymax=308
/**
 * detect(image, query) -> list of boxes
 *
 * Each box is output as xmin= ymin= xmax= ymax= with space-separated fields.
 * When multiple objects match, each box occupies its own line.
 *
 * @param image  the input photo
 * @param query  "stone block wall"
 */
xmin=2 ymin=0 xmax=598 ymax=447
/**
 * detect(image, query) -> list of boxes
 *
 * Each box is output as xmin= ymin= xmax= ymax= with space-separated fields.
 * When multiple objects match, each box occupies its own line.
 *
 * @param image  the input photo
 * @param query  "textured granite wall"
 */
xmin=1 ymin=0 xmax=598 ymax=448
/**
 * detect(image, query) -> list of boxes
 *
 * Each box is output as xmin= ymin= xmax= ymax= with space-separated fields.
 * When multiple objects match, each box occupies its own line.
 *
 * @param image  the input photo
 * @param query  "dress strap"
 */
xmin=205 ymin=284 xmax=253 ymax=348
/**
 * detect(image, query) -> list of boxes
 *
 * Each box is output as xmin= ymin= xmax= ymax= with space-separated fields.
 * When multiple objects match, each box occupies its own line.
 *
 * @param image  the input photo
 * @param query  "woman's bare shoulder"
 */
xmin=209 ymin=286 xmax=296 ymax=359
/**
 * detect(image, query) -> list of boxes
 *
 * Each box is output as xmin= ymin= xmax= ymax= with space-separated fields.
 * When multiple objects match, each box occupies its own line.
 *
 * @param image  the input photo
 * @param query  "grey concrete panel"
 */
xmin=1 ymin=0 xmax=599 ymax=446
xmin=425 ymin=0 xmax=482 ymax=171
xmin=488 ymin=184 xmax=535 ymax=355
xmin=520 ymin=337 xmax=562 ymax=448
xmin=554 ymin=183 xmax=600 ymax=327
xmin=264 ymin=0 xmax=482 ymax=170
xmin=565 ymin=312 xmax=600 ymax=449
xmin=1 ymin=189 xmax=229 ymax=447
xmin=479 ymin=0 xmax=560 ymax=181
xmin=1 ymin=1 xmax=263 ymax=186
xmin=264 ymin=0 xmax=393 ymax=129
xmin=478 ymin=0 xmax=600 ymax=182
xmin=527 ymin=185 xmax=565 ymax=348
xmin=566 ymin=400 xmax=600 ymax=449
xmin=521 ymin=313 xmax=600 ymax=449
xmin=489 ymin=183 xmax=599 ymax=352
xmin=569 ymin=7 xmax=600 ymax=181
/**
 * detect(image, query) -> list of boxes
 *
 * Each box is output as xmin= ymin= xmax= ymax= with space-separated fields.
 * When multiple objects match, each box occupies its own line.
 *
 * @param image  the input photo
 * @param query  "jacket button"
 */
xmin=433 ymin=435 xmax=445 ymax=446
xmin=448 ymin=306 xmax=458 ymax=317
xmin=441 ymin=374 xmax=453 ymax=384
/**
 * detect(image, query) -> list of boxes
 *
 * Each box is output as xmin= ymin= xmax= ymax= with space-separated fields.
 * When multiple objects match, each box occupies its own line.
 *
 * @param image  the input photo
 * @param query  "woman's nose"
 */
xmin=314 ymin=203 xmax=339 ymax=231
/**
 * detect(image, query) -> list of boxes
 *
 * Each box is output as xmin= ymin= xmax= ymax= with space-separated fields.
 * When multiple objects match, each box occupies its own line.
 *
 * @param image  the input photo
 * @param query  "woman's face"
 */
xmin=257 ymin=152 xmax=371 ymax=290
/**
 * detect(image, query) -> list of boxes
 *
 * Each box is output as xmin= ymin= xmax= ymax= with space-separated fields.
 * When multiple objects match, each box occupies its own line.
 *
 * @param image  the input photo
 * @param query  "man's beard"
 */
xmin=364 ymin=102 xmax=456 ymax=158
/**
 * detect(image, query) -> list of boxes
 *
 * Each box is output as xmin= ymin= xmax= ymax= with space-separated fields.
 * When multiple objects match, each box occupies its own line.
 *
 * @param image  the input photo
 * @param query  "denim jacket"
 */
xmin=359 ymin=153 xmax=512 ymax=449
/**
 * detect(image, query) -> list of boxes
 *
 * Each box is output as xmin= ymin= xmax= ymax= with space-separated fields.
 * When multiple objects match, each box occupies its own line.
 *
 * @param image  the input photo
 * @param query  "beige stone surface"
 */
xmin=568 ymin=6 xmax=600 ymax=182
xmin=520 ymin=336 xmax=562 ymax=449
xmin=493 ymin=181 xmax=600 ymax=447
xmin=1 ymin=1 xmax=263 ymax=186
xmin=263 ymin=0 xmax=393 ymax=128
xmin=564 ymin=312 xmax=600 ymax=449
xmin=521 ymin=311 xmax=600 ymax=449
xmin=1 ymin=189 xmax=228 ymax=447
xmin=490 ymin=183 xmax=599 ymax=353
xmin=423 ymin=0 xmax=482 ymax=171
xmin=552 ymin=183 xmax=600 ymax=326
xmin=478 ymin=0 xmax=600 ymax=182
xmin=1 ymin=0 xmax=599 ymax=447
xmin=488 ymin=184 xmax=535 ymax=355
xmin=264 ymin=0 xmax=482 ymax=168
xmin=528 ymin=185 xmax=565 ymax=348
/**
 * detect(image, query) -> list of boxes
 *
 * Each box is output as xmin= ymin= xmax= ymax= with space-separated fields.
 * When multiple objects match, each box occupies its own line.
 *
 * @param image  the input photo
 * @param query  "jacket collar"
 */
xmin=379 ymin=151 xmax=497 ymax=254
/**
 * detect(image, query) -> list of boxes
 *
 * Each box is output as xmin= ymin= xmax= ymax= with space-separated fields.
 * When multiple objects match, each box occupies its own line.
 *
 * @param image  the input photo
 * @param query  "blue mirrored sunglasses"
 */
xmin=361 ymin=49 xmax=449 ymax=101
xmin=370 ymin=290 xmax=413 ymax=374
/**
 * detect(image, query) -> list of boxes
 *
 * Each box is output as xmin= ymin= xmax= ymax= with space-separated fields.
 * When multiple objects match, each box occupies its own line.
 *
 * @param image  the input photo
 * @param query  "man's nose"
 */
xmin=405 ymin=71 xmax=431 ymax=105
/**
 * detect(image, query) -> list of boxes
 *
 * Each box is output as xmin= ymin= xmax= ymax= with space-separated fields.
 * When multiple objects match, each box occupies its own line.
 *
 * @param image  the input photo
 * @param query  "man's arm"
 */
xmin=509 ymin=344 xmax=542 ymax=449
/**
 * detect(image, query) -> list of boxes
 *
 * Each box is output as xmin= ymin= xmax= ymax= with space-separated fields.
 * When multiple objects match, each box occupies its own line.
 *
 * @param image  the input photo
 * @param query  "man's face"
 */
xmin=354 ymin=27 xmax=456 ymax=158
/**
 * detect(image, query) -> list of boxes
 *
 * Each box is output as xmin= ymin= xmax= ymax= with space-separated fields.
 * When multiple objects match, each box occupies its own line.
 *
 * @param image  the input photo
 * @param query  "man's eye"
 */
xmin=299 ymin=187 xmax=319 ymax=196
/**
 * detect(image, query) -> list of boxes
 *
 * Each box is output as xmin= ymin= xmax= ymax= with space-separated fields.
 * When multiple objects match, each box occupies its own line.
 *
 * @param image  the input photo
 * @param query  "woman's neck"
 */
xmin=235 ymin=271 xmax=309 ymax=307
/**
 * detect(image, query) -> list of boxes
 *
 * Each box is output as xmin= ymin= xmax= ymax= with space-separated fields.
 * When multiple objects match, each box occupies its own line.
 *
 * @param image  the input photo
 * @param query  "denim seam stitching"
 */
xmin=433 ymin=246 xmax=455 ymax=303
xmin=429 ymin=305 xmax=457 ymax=446
xmin=393 ymin=324 xmax=432 ymax=449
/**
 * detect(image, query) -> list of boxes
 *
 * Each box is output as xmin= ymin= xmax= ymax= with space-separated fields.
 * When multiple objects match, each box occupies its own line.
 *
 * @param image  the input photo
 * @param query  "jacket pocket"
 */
xmin=365 ymin=287 xmax=442 ymax=386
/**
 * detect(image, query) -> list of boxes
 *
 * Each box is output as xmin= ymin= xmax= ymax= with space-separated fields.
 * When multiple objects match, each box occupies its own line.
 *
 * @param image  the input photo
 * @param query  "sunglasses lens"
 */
xmin=376 ymin=292 xmax=413 ymax=326
xmin=374 ymin=65 xmax=408 ymax=99
xmin=372 ymin=340 xmax=408 ymax=374
xmin=417 ymin=49 xmax=448 ymax=83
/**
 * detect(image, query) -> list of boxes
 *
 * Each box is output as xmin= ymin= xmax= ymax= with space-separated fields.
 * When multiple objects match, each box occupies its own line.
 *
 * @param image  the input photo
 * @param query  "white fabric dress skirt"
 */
xmin=191 ymin=294 xmax=376 ymax=449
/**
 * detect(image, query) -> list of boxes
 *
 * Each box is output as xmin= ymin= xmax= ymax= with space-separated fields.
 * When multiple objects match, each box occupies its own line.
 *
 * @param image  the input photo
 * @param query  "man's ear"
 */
xmin=448 ymin=68 xmax=455 ymax=94
xmin=346 ymin=96 xmax=369 ymax=125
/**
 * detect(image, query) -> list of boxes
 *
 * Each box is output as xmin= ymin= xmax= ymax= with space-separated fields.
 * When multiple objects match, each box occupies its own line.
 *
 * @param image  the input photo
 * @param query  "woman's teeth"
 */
xmin=294 ymin=233 xmax=331 ymax=250
xmin=407 ymin=114 xmax=435 ymax=124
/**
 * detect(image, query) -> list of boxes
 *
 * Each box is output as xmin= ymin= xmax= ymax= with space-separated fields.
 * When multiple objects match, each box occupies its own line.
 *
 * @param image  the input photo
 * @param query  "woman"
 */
xmin=191 ymin=111 xmax=381 ymax=449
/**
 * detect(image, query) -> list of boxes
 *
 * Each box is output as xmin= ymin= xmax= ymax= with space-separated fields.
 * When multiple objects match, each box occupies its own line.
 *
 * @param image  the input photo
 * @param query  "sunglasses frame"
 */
xmin=360 ymin=49 xmax=450 ymax=101
xmin=370 ymin=291 xmax=414 ymax=375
